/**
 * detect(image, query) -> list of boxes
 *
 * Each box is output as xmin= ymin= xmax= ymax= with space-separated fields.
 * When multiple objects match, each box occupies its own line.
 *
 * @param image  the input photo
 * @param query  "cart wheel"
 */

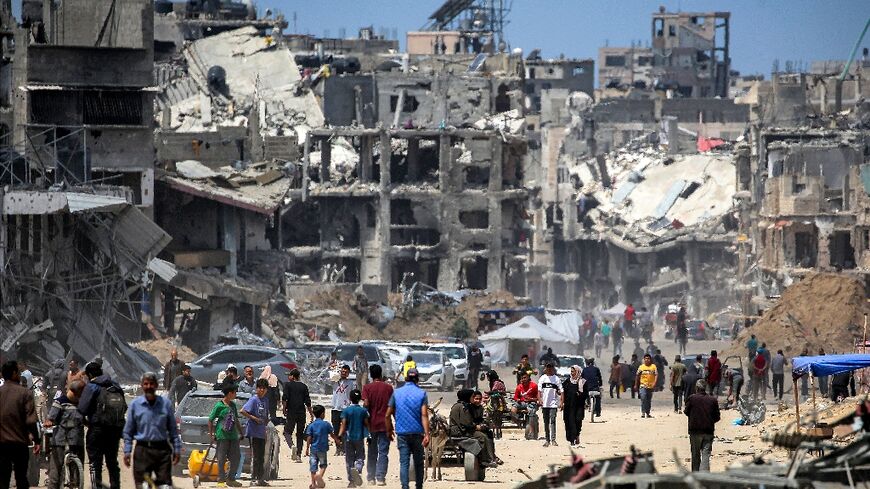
xmin=464 ymin=452 xmax=484 ymax=481
xmin=192 ymin=475 xmax=201 ymax=488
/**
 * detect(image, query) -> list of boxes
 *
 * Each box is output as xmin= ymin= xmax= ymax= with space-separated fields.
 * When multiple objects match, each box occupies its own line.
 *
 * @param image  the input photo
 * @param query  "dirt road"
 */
xmin=35 ymin=336 xmax=781 ymax=488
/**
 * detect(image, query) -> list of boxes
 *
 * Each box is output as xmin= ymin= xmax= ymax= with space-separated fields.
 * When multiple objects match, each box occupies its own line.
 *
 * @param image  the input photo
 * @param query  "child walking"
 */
xmin=305 ymin=405 xmax=340 ymax=489
xmin=338 ymin=390 xmax=369 ymax=488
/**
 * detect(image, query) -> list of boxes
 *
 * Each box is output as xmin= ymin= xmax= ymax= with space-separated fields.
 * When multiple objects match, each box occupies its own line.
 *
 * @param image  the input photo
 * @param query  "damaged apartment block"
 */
xmin=0 ymin=0 xmax=169 ymax=378
xmin=284 ymin=127 xmax=529 ymax=295
xmin=752 ymin=129 xmax=870 ymax=281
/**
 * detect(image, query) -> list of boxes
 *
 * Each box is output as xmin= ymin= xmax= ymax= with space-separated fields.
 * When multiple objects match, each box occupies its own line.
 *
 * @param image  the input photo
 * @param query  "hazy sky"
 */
xmin=264 ymin=0 xmax=870 ymax=77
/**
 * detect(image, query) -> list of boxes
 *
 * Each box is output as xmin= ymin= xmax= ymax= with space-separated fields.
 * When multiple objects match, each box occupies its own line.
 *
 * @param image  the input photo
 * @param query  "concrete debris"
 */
xmin=473 ymin=109 xmax=525 ymax=134
xmin=176 ymin=159 xmax=220 ymax=179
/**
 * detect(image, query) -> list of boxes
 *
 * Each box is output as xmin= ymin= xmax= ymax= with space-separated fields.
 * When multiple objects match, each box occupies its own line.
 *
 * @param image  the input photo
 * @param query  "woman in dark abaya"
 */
xmin=561 ymin=364 xmax=586 ymax=447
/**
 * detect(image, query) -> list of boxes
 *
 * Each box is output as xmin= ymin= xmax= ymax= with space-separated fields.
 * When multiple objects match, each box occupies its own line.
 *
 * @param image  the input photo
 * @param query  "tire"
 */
xmin=464 ymin=451 xmax=484 ymax=481
xmin=65 ymin=454 xmax=84 ymax=489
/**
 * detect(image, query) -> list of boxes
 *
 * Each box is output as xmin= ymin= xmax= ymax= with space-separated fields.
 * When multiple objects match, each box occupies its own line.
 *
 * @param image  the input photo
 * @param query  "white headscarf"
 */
xmin=569 ymin=365 xmax=583 ymax=384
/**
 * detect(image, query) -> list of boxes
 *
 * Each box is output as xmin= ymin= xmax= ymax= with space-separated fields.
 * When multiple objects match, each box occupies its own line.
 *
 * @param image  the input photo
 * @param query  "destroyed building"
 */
xmin=597 ymin=8 xmax=731 ymax=98
xmin=0 ymin=0 xmax=170 ymax=378
xmin=283 ymin=126 xmax=529 ymax=294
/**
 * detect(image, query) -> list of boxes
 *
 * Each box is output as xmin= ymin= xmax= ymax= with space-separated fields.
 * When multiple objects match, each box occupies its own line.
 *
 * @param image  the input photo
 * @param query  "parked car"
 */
xmin=555 ymin=355 xmax=587 ymax=381
xmin=377 ymin=345 xmax=410 ymax=382
xmin=428 ymin=343 xmax=468 ymax=388
xmin=332 ymin=343 xmax=387 ymax=381
xmin=187 ymin=345 xmax=298 ymax=384
xmin=174 ymin=389 xmax=281 ymax=478
xmin=409 ymin=350 xmax=455 ymax=391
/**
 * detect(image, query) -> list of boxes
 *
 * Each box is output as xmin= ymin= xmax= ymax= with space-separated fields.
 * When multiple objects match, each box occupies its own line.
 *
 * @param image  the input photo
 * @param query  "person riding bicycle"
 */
xmin=45 ymin=379 xmax=86 ymax=489
xmin=581 ymin=358 xmax=603 ymax=418
xmin=513 ymin=355 xmax=538 ymax=385
xmin=510 ymin=372 xmax=539 ymax=419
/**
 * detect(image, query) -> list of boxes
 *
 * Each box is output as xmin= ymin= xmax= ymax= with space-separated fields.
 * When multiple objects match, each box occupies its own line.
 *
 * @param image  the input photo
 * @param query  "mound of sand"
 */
xmin=729 ymin=273 xmax=870 ymax=357
xmin=133 ymin=339 xmax=199 ymax=364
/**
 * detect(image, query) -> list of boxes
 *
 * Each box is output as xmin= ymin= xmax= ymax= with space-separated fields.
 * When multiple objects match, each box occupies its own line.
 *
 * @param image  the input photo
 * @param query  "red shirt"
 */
xmin=753 ymin=354 xmax=767 ymax=376
xmin=513 ymin=381 xmax=539 ymax=402
xmin=362 ymin=380 xmax=394 ymax=433
xmin=624 ymin=306 xmax=636 ymax=321
xmin=706 ymin=357 xmax=722 ymax=384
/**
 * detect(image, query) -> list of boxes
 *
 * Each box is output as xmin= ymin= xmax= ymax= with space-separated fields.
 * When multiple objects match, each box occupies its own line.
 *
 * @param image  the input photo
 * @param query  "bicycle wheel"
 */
xmin=64 ymin=453 xmax=84 ymax=489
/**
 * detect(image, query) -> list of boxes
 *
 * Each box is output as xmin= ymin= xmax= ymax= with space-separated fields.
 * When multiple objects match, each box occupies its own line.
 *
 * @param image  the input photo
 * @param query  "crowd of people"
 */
xmin=2 ymin=325 xmax=864 ymax=489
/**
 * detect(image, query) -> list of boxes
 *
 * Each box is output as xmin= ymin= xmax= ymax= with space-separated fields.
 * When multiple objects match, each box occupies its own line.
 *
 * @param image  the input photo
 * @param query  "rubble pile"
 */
xmin=132 ymin=339 xmax=198 ymax=365
xmin=261 ymin=288 xmax=527 ymax=344
xmin=729 ymin=273 xmax=870 ymax=356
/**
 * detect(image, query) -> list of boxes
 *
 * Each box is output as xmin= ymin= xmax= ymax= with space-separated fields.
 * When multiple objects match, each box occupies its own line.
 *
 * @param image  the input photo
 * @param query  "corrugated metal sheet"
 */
xmin=611 ymin=181 xmax=638 ymax=204
xmin=147 ymin=257 xmax=178 ymax=283
xmin=65 ymin=193 xmax=128 ymax=213
xmin=652 ymin=180 xmax=686 ymax=219
xmin=113 ymin=206 xmax=172 ymax=265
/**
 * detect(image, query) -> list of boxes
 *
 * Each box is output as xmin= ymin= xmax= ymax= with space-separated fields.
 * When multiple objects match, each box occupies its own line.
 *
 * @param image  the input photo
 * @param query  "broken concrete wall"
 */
xmin=323 ymin=75 xmax=377 ymax=127
xmin=156 ymin=127 xmax=249 ymax=167
xmin=375 ymin=73 xmax=522 ymax=128
xmin=46 ymin=0 xmax=153 ymax=49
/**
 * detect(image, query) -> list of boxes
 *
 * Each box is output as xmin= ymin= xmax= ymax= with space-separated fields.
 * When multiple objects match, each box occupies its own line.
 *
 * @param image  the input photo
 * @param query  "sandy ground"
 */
xmin=32 ymin=336 xmax=789 ymax=489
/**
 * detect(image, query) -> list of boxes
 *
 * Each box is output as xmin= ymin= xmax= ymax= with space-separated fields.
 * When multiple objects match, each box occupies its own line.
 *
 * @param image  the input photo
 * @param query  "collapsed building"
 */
xmin=0 ymin=0 xmax=169 ymax=378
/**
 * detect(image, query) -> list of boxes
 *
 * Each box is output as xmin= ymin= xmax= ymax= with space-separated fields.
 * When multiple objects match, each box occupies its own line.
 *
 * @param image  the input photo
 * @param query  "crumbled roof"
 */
xmin=160 ymin=163 xmax=291 ymax=215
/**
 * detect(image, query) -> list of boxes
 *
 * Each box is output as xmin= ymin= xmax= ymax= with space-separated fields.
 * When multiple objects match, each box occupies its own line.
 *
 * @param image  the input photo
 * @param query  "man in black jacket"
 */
xmin=282 ymin=368 xmax=313 ymax=462
xmin=78 ymin=362 xmax=126 ymax=489
xmin=684 ymin=380 xmax=720 ymax=472
xmin=581 ymin=358 xmax=603 ymax=417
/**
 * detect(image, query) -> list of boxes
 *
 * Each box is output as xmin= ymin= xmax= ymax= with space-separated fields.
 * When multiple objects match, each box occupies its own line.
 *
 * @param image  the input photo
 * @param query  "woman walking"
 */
xmin=561 ymin=365 xmax=586 ymax=447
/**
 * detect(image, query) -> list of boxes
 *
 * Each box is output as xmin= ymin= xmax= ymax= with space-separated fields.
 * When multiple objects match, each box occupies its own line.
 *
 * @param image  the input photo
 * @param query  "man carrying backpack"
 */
xmin=78 ymin=362 xmax=127 ymax=489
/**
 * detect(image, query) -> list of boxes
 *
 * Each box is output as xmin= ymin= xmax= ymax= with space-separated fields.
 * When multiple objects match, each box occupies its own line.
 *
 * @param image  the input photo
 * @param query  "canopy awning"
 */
xmin=792 ymin=354 xmax=870 ymax=378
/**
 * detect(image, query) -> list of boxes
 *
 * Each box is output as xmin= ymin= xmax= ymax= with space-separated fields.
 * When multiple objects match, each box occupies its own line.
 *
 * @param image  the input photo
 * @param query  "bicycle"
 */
xmin=45 ymin=427 xmax=85 ymax=489
xmin=587 ymin=390 xmax=601 ymax=423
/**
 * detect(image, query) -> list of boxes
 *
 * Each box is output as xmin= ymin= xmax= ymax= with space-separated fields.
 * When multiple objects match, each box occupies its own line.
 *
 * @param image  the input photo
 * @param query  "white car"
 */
xmin=428 ymin=343 xmax=468 ymax=388
xmin=377 ymin=345 xmax=410 ymax=382
xmin=409 ymin=350 xmax=456 ymax=391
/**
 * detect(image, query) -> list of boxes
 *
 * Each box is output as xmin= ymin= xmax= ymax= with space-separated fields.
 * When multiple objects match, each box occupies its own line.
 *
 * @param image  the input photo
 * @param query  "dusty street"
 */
xmin=33 ymin=336 xmax=784 ymax=489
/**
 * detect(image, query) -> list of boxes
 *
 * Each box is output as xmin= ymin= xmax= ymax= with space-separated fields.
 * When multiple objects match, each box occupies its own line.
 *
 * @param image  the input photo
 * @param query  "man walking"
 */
xmin=611 ymin=322 xmax=624 ymax=357
xmin=78 ymin=362 xmax=126 ymax=489
xmin=123 ymin=372 xmax=182 ymax=487
xmin=771 ymin=350 xmax=786 ymax=401
xmin=354 ymin=346 xmax=369 ymax=391
xmin=581 ymin=358 xmax=602 ymax=418
xmin=0 ymin=361 xmax=40 ymax=489
xmin=385 ymin=369 xmax=430 ymax=489
xmin=332 ymin=365 xmax=355 ymax=456
xmin=537 ymin=363 xmax=561 ymax=447
xmin=282 ymin=368 xmax=312 ymax=463
xmin=684 ymin=380 xmax=720 ymax=471
xmin=163 ymin=348 xmax=185 ymax=391
xmin=635 ymin=354 xmax=657 ymax=418
xmin=676 ymin=307 xmax=688 ymax=356
xmin=670 ymin=356 xmax=687 ymax=413
xmin=746 ymin=334 xmax=758 ymax=362
xmin=362 ymin=365 xmax=393 ymax=486
xmin=167 ymin=364 xmax=196 ymax=407
xmin=705 ymin=351 xmax=722 ymax=396
xmin=750 ymin=348 xmax=767 ymax=400
xmin=467 ymin=347 xmax=483 ymax=389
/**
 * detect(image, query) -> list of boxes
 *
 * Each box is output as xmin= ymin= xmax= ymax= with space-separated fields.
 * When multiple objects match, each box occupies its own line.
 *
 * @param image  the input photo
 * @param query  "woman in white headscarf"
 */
xmin=560 ymin=365 xmax=586 ymax=447
xmin=260 ymin=366 xmax=280 ymax=420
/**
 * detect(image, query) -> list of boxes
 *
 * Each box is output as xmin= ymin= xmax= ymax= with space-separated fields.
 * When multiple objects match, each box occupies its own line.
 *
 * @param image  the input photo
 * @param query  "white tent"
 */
xmin=546 ymin=310 xmax=581 ymax=343
xmin=480 ymin=315 xmax=575 ymax=364
xmin=600 ymin=302 xmax=627 ymax=318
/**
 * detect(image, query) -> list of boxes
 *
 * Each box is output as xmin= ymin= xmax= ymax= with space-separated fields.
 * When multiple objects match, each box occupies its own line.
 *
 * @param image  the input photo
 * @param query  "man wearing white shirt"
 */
xmin=537 ymin=363 xmax=561 ymax=447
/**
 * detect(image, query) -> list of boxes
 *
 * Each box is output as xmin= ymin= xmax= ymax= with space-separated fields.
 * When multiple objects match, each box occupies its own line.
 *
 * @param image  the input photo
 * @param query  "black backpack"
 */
xmin=95 ymin=385 xmax=127 ymax=428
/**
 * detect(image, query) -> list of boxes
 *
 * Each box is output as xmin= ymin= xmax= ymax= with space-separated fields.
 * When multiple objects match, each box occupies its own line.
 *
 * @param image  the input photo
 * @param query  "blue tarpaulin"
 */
xmin=792 ymin=354 xmax=870 ymax=378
